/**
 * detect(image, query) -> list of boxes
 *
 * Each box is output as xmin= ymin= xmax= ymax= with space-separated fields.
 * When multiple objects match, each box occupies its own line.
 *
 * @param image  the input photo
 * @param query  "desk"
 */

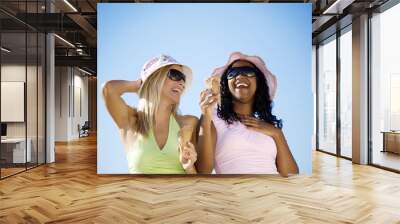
xmin=381 ymin=131 xmax=400 ymax=154
xmin=1 ymin=138 xmax=31 ymax=163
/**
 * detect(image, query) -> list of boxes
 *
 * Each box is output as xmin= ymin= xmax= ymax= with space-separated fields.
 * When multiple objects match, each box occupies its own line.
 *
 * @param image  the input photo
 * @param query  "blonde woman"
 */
xmin=102 ymin=55 xmax=198 ymax=174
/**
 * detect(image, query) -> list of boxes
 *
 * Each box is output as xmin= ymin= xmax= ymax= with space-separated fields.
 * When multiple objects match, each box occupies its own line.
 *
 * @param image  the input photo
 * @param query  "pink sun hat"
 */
xmin=211 ymin=52 xmax=277 ymax=99
xmin=139 ymin=54 xmax=193 ymax=92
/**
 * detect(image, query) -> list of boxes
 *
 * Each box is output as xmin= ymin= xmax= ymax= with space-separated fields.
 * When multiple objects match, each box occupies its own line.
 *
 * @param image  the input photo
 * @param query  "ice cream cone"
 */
xmin=179 ymin=125 xmax=193 ymax=145
xmin=205 ymin=76 xmax=221 ymax=95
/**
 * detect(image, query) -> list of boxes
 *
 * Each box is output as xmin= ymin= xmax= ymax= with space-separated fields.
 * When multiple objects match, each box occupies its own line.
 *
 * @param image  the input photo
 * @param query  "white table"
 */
xmin=1 ymin=138 xmax=31 ymax=163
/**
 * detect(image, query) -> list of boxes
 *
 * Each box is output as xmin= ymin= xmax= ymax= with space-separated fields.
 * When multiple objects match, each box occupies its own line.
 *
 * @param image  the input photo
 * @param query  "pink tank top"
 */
xmin=212 ymin=108 xmax=278 ymax=174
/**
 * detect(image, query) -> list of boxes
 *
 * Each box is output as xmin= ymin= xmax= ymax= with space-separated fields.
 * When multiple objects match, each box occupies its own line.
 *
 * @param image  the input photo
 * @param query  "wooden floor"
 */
xmin=1 ymin=163 xmax=45 ymax=178
xmin=1 ymin=135 xmax=400 ymax=224
xmin=0 ymin=167 xmax=26 ymax=178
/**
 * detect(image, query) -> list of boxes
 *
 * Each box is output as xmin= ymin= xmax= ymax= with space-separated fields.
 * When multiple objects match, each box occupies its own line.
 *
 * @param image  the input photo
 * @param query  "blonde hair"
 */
xmin=135 ymin=65 xmax=179 ymax=136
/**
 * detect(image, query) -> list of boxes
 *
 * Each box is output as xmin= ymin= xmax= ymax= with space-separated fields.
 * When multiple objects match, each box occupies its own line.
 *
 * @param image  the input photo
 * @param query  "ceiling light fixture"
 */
xmin=63 ymin=0 xmax=78 ymax=12
xmin=54 ymin=34 xmax=75 ymax=48
xmin=1 ymin=47 xmax=11 ymax=53
xmin=78 ymin=67 xmax=93 ymax=76
xmin=322 ymin=0 xmax=354 ymax=15
xmin=76 ymin=48 xmax=84 ymax=55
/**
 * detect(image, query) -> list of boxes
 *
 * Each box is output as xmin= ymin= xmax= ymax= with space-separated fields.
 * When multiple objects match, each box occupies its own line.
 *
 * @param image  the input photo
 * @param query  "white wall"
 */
xmin=55 ymin=66 xmax=69 ymax=141
xmin=1 ymin=65 xmax=37 ymax=138
xmin=55 ymin=67 xmax=89 ymax=141
xmin=72 ymin=72 xmax=89 ymax=138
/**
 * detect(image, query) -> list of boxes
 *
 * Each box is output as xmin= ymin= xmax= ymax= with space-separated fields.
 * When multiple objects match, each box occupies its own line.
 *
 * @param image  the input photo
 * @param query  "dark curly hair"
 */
xmin=217 ymin=60 xmax=282 ymax=128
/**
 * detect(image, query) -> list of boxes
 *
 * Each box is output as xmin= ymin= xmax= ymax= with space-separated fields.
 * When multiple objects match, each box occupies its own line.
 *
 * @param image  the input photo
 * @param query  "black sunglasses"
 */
xmin=167 ymin=69 xmax=186 ymax=82
xmin=226 ymin=66 xmax=257 ymax=80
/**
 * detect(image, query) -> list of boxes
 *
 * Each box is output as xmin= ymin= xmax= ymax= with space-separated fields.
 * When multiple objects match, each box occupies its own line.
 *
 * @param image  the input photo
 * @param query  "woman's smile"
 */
xmin=234 ymin=80 xmax=250 ymax=89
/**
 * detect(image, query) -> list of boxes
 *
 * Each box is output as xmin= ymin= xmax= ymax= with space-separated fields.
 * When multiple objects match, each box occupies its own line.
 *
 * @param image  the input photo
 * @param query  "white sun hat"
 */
xmin=139 ymin=54 xmax=193 ymax=92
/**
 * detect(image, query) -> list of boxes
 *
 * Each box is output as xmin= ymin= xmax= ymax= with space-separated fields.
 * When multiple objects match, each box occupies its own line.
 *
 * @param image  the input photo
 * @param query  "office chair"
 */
xmin=79 ymin=121 xmax=90 ymax=138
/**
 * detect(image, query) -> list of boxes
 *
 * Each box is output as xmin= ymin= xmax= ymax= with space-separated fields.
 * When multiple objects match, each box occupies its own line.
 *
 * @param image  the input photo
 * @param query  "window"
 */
xmin=370 ymin=2 xmax=400 ymax=171
xmin=339 ymin=27 xmax=352 ymax=158
xmin=0 ymin=1 xmax=46 ymax=179
xmin=318 ymin=35 xmax=337 ymax=154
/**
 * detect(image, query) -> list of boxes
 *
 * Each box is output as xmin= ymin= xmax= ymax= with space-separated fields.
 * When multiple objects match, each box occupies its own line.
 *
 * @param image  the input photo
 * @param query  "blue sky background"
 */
xmin=98 ymin=3 xmax=312 ymax=174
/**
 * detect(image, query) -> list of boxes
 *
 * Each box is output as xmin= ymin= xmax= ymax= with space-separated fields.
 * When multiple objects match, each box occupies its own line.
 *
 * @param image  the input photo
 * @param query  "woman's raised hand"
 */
xmin=199 ymin=89 xmax=218 ymax=119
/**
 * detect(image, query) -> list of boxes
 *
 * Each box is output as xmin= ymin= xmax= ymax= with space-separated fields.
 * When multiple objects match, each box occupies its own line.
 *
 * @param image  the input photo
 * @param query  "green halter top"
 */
xmin=126 ymin=115 xmax=185 ymax=174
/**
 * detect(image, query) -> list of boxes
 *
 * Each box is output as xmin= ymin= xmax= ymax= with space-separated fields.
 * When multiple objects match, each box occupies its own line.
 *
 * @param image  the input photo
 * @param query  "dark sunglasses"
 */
xmin=226 ymin=66 xmax=257 ymax=80
xmin=167 ymin=69 xmax=186 ymax=82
